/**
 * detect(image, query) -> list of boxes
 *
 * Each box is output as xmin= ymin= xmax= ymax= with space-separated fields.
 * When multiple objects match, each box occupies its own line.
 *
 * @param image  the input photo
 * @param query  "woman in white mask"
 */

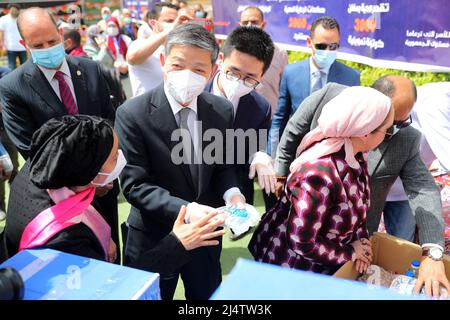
xmin=106 ymin=17 xmax=132 ymax=76
xmin=1 ymin=116 xmax=224 ymax=272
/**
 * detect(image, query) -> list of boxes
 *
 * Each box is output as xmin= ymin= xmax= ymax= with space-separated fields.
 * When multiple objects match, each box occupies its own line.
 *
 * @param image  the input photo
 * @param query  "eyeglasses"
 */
xmin=314 ymin=42 xmax=340 ymax=51
xmin=376 ymin=125 xmax=395 ymax=141
xmin=225 ymin=70 xmax=260 ymax=88
xmin=393 ymin=115 xmax=412 ymax=129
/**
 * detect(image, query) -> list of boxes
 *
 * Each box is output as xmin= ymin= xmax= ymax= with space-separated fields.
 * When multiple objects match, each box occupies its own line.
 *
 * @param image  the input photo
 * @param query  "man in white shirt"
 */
xmin=0 ymin=4 xmax=27 ymax=70
xmin=127 ymin=2 xmax=188 ymax=97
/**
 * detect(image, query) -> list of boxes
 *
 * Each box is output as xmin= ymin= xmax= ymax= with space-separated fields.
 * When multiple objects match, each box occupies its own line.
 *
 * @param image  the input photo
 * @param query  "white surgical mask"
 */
xmin=314 ymin=49 xmax=337 ymax=69
xmin=166 ymin=69 xmax=207 ymax=105
xmin=161 ymin=22 xmax=174 ymax=32
xmin=219 ymin=72 xmax=253 ymax=103
xmin=107 ymin=26 xmax=119 ymax=37
xmin=92 ymin=149 xmax=127 ymax=187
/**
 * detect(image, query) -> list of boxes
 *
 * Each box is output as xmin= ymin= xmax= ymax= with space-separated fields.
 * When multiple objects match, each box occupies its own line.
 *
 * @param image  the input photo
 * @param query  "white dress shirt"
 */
xmin=163 ymin=84 xmax=244 ymax=205
xmin=387 ymin=82 xmax=450 ymax=202
xmin=37 ymin=58 xmax=77 ymax=105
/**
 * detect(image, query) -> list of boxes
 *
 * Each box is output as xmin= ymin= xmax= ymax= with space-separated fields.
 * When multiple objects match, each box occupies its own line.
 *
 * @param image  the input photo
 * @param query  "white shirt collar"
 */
xmin=309 ymin=57 xmax=331 ymax=76
xmin=163 ymin=83 xmax=198 ymax=117
xmin=212 ymin=71 xmax=224 ymax=97
xmin=37 ymin=57 xmax=71 ymax=83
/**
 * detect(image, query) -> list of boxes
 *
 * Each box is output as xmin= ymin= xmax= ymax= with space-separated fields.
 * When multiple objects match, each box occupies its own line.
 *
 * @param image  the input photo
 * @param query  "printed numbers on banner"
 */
xmin=288 ymin=17 xmax=308 ymax=29
xmin=354 ymin=18 xmax=377 ymax=33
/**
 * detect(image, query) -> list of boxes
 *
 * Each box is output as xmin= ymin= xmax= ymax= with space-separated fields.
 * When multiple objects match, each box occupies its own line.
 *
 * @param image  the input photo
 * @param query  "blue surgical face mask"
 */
xmin=314 ymin=49 xmax=337 ymax=69
xmin=30 ymin=42 xmax=66 ymax=69
xmin=195 ymin=11 xmax=204 ymax=18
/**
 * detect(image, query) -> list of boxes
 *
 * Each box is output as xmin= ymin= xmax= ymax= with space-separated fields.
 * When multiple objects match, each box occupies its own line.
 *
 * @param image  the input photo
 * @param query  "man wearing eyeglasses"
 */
xmin=383 ymin=82 xmax=450 ymax=244
xmin=205 ymin=26 xmax=274 ymax=210
xmin=268 ymin=16 xmax=360 ymax=158
xmin=274 ymin=76 xmax=449 ymax=298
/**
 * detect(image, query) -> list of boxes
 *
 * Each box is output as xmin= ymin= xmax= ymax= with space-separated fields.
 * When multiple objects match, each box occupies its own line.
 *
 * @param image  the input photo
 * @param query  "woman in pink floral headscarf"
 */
xmin=249 ymin=86 xmax=394 ymax=275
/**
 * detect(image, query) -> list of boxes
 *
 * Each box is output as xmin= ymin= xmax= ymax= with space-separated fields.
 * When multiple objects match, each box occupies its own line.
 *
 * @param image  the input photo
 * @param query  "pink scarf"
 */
xmin=290 ymin=86 xmax=391 ymax=172
xmin=19 ymin=187 xmax=111 ymax=260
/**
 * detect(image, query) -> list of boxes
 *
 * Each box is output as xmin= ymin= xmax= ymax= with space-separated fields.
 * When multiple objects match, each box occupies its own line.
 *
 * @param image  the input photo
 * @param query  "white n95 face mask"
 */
xmin=92 ymin=149 xmax=127 ymax=187
xmin=220 ymin=72 xmax=253 ymax=102
xmin=166 ymin=69 xmax=207 ymax=105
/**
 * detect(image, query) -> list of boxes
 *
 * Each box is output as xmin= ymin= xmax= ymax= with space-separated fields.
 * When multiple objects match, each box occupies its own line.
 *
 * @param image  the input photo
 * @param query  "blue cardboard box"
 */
xmin=0 ymin=249 xmax=160 ymax=300
xmin=211 ymin=258 xmax=420 ymax=300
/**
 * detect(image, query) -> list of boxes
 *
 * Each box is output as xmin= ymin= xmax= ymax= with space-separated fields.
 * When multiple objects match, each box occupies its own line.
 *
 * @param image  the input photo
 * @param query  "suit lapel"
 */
xmin=327 ymin=62 xmax=341 ymax=83
xmin=25 ymin=61 xmax=65 ymax=115
xmin=368 ymin=141 xmax=390 ymax=176
xmin=298 ymin=60 xmax=310 ymax=109
xmin=150 ymin=85 xmax=196 ymax=192
xmin=66 ymin=57 xmax=88 ymax=114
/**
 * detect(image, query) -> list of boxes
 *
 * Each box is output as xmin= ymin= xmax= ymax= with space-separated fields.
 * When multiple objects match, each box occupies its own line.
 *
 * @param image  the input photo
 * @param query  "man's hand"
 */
xmin=186 ymin=202 xmax=218 ymax=223
xmin=108 ymin=239 xmax=117 ymax=262
xmin=274 ymin=177 xmax=286 ymax=199
xmin=248 ymin=152 xmax=276 ymax=195
xmin=0 ymin=159 xmax=11 ymax=181
xmin=174 ymin=14 xmax=192 ymax=28
xmin=95 ymin=183 xmax=113 ymax=197
xmin=414 ymin=257 xmax=450 ymax=298
xmin=173 ymin=205 xmax=226 ymax=251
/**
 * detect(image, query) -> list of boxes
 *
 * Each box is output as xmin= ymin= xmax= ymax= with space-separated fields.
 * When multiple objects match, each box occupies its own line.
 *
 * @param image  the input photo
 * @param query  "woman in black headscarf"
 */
xmin=1 ymin=116 xmax=225 ymax=273
xmin=2 ymin=115 xmax=121 ymax=262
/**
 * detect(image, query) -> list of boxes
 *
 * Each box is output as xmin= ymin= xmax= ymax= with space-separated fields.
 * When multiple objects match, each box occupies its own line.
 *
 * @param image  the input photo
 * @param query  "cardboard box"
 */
xmin=333 ymin=232 xmax=450 ymax=281
xmin=0 ymin=249 xmax=161 ymax=300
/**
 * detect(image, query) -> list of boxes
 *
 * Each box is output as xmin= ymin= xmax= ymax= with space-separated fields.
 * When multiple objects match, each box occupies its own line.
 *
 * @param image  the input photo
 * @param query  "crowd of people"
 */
xmin=0 ymin=1 xmax=449 ymax=300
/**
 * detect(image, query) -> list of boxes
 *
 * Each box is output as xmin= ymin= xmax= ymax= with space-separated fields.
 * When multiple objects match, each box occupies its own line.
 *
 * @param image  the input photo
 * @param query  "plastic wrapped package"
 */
xmin=218 ymin=204 xmax=261 ymax=239
xmin=357 ymin=265 xmax=396 ymax=288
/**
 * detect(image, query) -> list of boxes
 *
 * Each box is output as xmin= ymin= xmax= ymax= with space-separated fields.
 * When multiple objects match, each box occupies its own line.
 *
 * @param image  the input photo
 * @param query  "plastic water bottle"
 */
xmin=408 ymin=260 xmax=420 ymax=278
xmin=405 ymin=270 xmax=415 ymax=278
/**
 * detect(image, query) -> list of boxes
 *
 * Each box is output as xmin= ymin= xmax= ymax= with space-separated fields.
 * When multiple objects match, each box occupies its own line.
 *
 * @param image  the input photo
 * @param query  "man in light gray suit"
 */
xmin=274 ymin=76 xmax=449 ymax=298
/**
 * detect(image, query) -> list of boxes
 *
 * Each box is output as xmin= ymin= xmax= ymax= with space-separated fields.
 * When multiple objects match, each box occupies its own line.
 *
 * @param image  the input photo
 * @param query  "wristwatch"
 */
xmin=422 ymin=247 xmax=444 ymax=261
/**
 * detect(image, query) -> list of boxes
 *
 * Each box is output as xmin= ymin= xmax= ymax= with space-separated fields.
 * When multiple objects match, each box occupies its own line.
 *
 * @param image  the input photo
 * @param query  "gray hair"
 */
xmin=164 ymin=23 xmax=219 ymax=65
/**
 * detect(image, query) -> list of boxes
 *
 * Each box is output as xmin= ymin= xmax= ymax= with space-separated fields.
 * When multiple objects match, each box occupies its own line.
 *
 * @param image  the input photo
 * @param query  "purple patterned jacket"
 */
xmin=249 ymin=149 xmax=370 ymax=275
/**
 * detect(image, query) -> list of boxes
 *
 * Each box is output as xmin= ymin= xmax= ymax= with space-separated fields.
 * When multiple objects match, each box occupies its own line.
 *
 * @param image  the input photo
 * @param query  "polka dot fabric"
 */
xmin=249 ymin=149 xmax=370 ymax=275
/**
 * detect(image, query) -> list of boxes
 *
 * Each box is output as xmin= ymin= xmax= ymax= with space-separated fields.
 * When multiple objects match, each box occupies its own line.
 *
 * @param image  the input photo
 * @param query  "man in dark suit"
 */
xmin=268 ymin=16 xmax=360 ymax=156
xmin=0 ymin=7 xmax=120 ymax=262
xmin=115 ymin=24 xmax=246 ymax=300
xmin=205 ymin=26 xmax=273 ymax=206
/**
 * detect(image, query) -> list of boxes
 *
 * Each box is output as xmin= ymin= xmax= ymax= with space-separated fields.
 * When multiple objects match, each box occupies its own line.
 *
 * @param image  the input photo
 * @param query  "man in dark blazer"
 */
xmin=205 ymin=26 xmax=273 ymax=205
xmin=268 ymin=16 xmax=360 ymax=156
xmin=115 ymin=24 xmax=246 ymax=300
xmin=0 ymin=7 xmax=120 ymax=262
xmin=275 ymin=78 xmax=450 ymax=298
